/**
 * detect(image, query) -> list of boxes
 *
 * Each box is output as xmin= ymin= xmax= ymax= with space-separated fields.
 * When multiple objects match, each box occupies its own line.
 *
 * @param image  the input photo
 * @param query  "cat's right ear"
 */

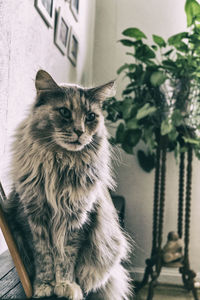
xmin=35 ymin=70 xmax=60 ymax=93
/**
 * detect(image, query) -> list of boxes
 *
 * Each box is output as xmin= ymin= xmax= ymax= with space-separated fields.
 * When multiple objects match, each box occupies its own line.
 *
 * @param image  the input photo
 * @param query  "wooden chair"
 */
xmin=0 ymin=181 xmax=32 ymax=298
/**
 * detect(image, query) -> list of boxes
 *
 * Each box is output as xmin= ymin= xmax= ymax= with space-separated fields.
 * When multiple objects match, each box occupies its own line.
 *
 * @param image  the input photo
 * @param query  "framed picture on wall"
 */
xmin=70 ymin=0 xmax=79 ymax=21
xmin=54 ymin=7 xmax=70 ymax=55
xmin=35 ymin=0 xmax=55 ymax=27
xmin=68 ymin=29 xmax=79 ymax=67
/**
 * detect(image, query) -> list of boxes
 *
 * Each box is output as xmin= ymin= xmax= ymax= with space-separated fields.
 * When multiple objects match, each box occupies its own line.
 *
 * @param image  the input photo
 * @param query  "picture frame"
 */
xmin=70 ymin=0 xmax=79 ymax=21
xmin=68 ymin=28 xmax=79 ymax=67
xmin=54 ymin=7 xmax=70 ymax=55
xmin=35 ymin=0 xmax=55 ymax=27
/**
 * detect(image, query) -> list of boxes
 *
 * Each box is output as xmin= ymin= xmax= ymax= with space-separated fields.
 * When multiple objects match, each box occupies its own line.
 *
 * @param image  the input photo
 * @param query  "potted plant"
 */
xmin=104 ymin=0 xmax=200 ymax=296
xmin=104 ymin=0 xmax=200 ymax=172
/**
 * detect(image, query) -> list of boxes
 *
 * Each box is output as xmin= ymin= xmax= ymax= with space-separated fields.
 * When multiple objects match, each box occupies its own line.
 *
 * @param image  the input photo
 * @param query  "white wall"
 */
xmin=93 ymin=0 xmax=200 ymax=282
xmin=0 ymin=0 xmax=96 ymax=254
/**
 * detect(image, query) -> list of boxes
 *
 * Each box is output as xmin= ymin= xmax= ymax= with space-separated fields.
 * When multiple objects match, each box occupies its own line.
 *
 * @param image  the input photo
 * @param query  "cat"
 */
xmin=4 ymin=70 xmax=132 ymax=300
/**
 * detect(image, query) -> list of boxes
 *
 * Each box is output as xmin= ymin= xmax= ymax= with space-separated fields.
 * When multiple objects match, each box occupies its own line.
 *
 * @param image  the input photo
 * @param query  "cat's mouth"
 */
xmin=68 ymin=140 xmax=82 ymax=145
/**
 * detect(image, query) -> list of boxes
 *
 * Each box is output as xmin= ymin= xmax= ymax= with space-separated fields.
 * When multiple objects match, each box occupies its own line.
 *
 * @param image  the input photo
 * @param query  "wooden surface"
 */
xmin=0 ymin=250 xmax=26 ymax=299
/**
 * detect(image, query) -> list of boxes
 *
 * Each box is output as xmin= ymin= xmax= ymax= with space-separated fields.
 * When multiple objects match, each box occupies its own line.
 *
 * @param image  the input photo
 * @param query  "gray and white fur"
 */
xmin=4 ymin=70 xmax=132 ymax=299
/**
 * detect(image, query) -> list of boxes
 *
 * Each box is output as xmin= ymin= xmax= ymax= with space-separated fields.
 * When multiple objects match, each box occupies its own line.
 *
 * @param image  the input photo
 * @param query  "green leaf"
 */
xmin=119 ymin=39 xmax=136 ymax=46
xmin=172 ymin=110 xmax=183 ymax=126
xmin=150 ymin=71 xmax=167 ymax=86
xmin=162 ymin=60 xmax=177 ymax=71
xmin=185 ymin=0 xmax=200 ymax=27
xmin=123 ymin=129 xmax=142 ymax=147
xmin=135 ymin=44 xmax=156 ymax=60
xmin=122 ymin=98 xmax=133 ymax=119
xmin=168 ymin=32 xmax=188 ymax=46
xmin=137 ymin=150 xmax=155 ymax=172
xmin=116 ymin=123 xmax=125 ymax=143
xmin=185 ymin=0 xmax=193 ymax=26
xmin=117 ymin=63 xmax=135 ymax=74
xmin=151 ymin=45 xmax=158 ymax=50
xmin=121 ymin=143 xmax=133 ymax=154
xmin=163 ymin=49 xmax=174 ymax=56
xmin=122 ymin=88 xmax=135 ymax=95
xmin=126 ymin=118 xmax=139 ymax=129
xmin=194 ymin=23 xmax=200 ymax=34
xmin=117 ymin=64 xmax=129 ymax=75
xmin=175 ymin=41 xmax=189 ymax=52
xmin=183 ymin=137 xmax=200 ymax=145
xmin=168 ymin=128 xmax=179 ymax=141
xmin=143 ymin=126 xmax=157 ymax=152
xmin=152 ymin=34 xmax=166 ymax=48
xmin=161 ymin=119 xmax=173 ymax=135
xmin=122 ymin=27 xmax=147 ymax=40
xmin=136 ymin=103 xmax=157 ymax=120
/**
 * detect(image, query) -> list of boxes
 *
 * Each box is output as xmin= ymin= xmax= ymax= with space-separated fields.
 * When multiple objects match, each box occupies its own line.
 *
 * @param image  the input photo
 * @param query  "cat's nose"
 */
xmin=74 ymin=128 xmax=84 ymax=137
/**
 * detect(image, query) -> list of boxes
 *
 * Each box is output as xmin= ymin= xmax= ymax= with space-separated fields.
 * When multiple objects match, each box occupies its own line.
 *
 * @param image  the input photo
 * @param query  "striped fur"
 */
xmin=4 ymin=70 xmax=132 ymax=299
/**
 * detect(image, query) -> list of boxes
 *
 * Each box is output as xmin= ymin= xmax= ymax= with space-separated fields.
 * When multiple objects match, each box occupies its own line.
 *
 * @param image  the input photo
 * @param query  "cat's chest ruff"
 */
xmin=55 ymin=153 xmax=100 ymax=192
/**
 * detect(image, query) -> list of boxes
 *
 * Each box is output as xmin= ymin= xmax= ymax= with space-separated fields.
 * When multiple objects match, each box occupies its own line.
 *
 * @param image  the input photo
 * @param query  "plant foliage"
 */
xmin=103 ymin=0 xmax=200 ymax=171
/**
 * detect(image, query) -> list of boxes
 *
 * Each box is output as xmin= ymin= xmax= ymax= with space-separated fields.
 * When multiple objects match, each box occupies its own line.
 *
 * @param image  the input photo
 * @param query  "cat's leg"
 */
xmin=28 ymin=218 xmax=55 ymax=298
xmin=87 ymin=263 xmax=132 ymax=300
xmin=54 ymin=245 xmax=83 ymax=300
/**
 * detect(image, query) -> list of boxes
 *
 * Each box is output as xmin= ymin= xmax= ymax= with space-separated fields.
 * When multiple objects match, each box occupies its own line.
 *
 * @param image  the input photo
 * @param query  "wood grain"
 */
xmin=0 ymin=204 xmax=32 ymax=298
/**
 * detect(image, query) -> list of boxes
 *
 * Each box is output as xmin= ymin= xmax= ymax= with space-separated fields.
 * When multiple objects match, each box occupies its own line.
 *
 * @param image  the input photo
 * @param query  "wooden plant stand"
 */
xmin=136 ymin=134 xmax=199 ymax=300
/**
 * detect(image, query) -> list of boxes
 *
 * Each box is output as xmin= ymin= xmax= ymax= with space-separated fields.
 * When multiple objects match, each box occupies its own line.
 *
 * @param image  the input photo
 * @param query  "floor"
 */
xmin=135 ymin=284 xmax=200 ymax=300
xmin=1 ymin=250 xmax=200 ymax=300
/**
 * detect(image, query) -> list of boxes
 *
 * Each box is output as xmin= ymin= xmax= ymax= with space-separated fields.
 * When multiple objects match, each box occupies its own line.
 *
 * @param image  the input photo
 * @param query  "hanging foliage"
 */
xmin=103 ymin=0 xmax=200 ymax=172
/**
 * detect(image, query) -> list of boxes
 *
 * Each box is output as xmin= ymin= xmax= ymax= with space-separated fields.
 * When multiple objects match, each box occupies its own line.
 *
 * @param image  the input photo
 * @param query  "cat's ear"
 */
xmin=35 ymin=70 xmax=60 ymax=92
xmin=87 ymin=81 xmax=116 ymax=103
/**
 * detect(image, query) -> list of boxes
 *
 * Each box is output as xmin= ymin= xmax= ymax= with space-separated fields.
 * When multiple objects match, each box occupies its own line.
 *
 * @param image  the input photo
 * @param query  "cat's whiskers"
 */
xmin=54 ymin=131 xmax=78 ymax=144
xmin=38 ymin=139 xmax=58 ymax=150
xmin=88 ymin=137 xmax=100 ymax=153
xmin=54 ymin=129 xmax=72 ymax=138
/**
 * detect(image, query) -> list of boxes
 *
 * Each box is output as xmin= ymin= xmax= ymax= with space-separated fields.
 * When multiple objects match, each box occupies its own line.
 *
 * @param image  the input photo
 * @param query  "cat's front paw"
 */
xmin=54 ymin=280 xmax=83 ymax=300
xmin=33 ymin=283 xmax=54 ymax=297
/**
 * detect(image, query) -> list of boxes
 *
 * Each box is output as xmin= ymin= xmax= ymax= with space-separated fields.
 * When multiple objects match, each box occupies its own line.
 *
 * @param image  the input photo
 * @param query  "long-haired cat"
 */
xmin=4 ymin=70 xmax=132 ymax=300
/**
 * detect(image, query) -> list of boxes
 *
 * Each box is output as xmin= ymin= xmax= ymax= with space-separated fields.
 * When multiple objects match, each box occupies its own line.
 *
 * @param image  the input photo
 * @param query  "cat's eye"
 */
xmin=59 ymin=107 xmax=72 ymax=119
xmin=86 ymin=112 xmax=96 ymax=122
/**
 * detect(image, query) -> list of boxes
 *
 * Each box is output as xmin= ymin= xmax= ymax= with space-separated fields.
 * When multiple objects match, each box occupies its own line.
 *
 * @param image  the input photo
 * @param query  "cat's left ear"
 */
xmin=35 ymin=70 xmax=60 ymax=93
xmin=87 ymin=81 xmax=116 ymax=103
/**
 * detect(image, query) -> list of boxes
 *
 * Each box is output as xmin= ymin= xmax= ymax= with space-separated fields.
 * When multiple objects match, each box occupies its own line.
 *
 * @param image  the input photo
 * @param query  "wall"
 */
xmin=93 ymin=0 xmax=200 ymax=282
xmin=0 ymin=0 xmax=96 ymax=254
xmin=1 ymin=0 xmax=200 ymax=284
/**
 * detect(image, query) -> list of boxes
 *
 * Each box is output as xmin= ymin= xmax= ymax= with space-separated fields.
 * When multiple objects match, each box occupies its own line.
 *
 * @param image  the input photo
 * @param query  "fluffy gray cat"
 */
xmin=4 ymin=70 xmax=132 ymax=300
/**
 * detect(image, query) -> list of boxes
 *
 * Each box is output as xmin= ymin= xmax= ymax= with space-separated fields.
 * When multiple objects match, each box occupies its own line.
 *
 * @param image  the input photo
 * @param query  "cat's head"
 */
xmin=31 ymin=70 xmax=116 ymax=152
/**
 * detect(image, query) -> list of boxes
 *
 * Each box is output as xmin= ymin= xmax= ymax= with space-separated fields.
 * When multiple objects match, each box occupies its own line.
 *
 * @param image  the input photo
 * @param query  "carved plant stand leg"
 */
xmin=179 ymin=147 xmax=199 ymax=300
xmin=137 ymin=135 xmax=168 ymax=300
xmin=147 ymin=145 xmax=167 ymax=300
xmin=178 ymin=152 xmax=185 ymax=239
xmin=136 ymin=136 xmax=161 ymax=292
xmin=138 ymin=147 xmax=161 ymax=289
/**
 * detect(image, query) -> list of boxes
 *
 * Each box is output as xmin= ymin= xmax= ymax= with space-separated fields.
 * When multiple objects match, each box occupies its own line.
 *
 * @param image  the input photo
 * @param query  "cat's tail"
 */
xmin=88 ymin=263 xmax=133 ymax=300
